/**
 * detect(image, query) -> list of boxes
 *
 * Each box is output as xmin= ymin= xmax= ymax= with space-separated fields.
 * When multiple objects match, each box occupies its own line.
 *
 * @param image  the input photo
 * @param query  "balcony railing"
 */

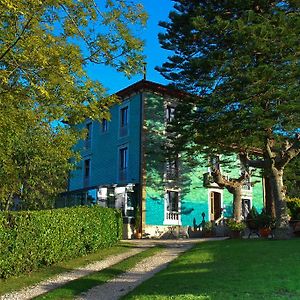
xmin=166 ymin=211 xmax=179 ymax=221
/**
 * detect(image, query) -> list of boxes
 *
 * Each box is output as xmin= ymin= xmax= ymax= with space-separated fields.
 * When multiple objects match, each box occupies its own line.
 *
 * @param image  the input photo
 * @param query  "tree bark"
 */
xmin=232 ymin=185 xmax=242 ymax=221
xmin=270 ymin=167 xmax=290 ymax=239
xmin=211 ymin=169 xmax=244 ymax=221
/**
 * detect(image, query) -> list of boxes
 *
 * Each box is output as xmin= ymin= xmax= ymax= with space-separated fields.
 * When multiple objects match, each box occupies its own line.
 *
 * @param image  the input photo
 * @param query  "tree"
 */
xmin=0 ymin=0 xmax=147 ymax=210
xmin=284 ymin=156 xmax=300 ymax=198
xmin=158 ymin=0 xmax=300 ymax=238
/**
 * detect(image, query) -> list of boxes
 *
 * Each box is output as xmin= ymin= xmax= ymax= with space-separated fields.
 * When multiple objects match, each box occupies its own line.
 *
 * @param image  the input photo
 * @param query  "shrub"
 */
xmin=0 ymin=206 xmax=122 ymax=278
xmin=227 ymin=219 xmax=246 ymax=231
xmin=286 ymin=197 xmax=300 ymax=220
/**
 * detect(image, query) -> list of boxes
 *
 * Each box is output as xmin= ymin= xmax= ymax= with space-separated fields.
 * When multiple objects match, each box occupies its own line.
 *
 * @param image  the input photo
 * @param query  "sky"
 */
xmin=87 ymin=0 xmax=175 ymax=94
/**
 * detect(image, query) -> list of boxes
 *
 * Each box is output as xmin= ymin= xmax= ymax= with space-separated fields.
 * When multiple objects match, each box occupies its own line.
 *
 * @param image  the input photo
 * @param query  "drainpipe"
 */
xmin=138 ymin=91 xmax=146 ymax=235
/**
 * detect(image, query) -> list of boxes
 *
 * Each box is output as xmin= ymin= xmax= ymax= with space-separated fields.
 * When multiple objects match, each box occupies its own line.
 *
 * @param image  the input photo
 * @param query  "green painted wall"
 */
xmin=143 ymin=92 xmax=264 ymax=227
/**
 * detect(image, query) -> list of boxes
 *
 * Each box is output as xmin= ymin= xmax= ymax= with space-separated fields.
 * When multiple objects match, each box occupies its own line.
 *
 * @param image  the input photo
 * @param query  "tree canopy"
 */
xmin=0 ymin=0 xmax=147 ymax=210
xmin=158 ymin=0 xmax=300 ymax=237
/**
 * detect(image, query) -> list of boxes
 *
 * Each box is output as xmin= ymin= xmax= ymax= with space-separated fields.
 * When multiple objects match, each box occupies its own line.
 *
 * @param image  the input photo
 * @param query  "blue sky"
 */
xmin=87 ymin=0 xmax=174 ymax=94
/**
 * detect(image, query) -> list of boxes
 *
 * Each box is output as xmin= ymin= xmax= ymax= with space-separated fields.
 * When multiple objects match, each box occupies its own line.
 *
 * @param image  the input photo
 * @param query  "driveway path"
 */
xmin=1 ymin=238 xmax=226 ymax=300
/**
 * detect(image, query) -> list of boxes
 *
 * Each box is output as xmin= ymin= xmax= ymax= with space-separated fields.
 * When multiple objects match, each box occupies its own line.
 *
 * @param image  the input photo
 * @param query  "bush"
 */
xmin=286 ymin=197 xmax=300 ymax=220
xmin=0 ymin=206 xmax=122 ymax=278
xmin=227 ymin=219 xmax=246 ymax=231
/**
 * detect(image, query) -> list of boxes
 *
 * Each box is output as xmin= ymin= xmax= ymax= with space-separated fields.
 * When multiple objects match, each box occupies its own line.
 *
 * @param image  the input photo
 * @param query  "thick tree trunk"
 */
xmin=264 ymin=176 xmax=276 ymax=219
xmin=232 ymin=185 xmax=242 ymax=221
xmin=270 ymin=167 xmax=290 ymax=239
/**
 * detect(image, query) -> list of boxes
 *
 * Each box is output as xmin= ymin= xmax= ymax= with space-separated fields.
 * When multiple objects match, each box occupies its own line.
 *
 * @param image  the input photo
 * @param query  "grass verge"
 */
xmin=124 ymin=239 xmax=300 ymax=300
xmin=34 ymin=246 xmax=162 ymax=300
xmin=0 ymin=242 xmax=135 ymax=296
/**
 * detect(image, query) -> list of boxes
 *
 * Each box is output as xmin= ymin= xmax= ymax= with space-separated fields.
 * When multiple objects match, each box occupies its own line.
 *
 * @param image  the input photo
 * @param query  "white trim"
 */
xmin=207 ymin=188 xmax=224 ymax=221
xmin=163 ymin=189 xmax=182 ymax=225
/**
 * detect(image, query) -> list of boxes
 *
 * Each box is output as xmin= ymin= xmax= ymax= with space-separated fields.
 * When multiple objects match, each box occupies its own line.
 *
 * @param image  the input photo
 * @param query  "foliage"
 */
xmin=158 ymin=0 xmax=300 ymax=233
xmin=134 ymin=205 xmax=141 ymax=232
xmin=284 ymin=157 xmax=300 ymax=198
xmin=0 ymin=244 xmax=134 ymax=296
xmin=227 ymin=219 xmax=246 ymax=231
xmin=0 ymin=0 xmax=147 ymax=209
xmin=0 ymin=206 xmax=123 ymax=279
xmin=286 ymin=198 xmax=300 ymax=220
xmin=202 ymin=221 xmax=213 ymax=232
xmin=257 ymin=209 xmax=274 ymax=229
xmin=246 ymin=206 xmax=259 ymax=220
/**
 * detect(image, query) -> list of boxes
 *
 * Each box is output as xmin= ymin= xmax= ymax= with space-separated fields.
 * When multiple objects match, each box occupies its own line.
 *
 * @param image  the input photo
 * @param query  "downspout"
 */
xmin=138 ymin=90 xmax=146 ymax=235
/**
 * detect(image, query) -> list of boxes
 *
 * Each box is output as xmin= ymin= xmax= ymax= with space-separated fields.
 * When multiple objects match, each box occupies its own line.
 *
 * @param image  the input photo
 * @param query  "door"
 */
xmin=210 ymin=192 xmax=221 ymax=221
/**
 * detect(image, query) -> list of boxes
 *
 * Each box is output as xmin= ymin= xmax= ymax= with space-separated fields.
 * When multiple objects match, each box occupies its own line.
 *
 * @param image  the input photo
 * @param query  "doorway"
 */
xmin=210 ymin=191 xmax=222 ymax=221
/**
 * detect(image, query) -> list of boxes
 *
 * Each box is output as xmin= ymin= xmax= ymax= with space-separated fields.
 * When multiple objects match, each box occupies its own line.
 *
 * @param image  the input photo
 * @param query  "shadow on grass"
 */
xmin=34 ymin=267 xmax=122 ymax=299
xmin=123 ymin=239 xmax=300 ymax=299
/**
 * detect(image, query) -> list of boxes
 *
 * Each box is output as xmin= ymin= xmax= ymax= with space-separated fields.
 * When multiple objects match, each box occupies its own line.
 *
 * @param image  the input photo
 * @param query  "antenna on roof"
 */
xmin=142 ymin=62 xmax=147 ymax=80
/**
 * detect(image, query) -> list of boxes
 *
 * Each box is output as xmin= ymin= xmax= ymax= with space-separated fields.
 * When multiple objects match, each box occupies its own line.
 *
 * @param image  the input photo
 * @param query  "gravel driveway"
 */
xmin=1 ymin=238 xmax=226 ymax=300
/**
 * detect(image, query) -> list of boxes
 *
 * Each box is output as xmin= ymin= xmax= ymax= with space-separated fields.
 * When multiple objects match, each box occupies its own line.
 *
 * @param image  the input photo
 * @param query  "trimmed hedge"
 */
xmin=0 ymin=206 xmax=123 ymax=279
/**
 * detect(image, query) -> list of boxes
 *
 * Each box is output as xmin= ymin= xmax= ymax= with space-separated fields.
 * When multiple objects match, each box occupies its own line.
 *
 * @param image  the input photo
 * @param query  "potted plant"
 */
xmin=227 ymin=219 xmax=246 ymax=238
xmin=203 ymin=221 xmax=214 ymax=237
xmin=257 ymin=209 xmax=274 ymax=238
xmin=246 ymin=206 xmax=260 ymax=237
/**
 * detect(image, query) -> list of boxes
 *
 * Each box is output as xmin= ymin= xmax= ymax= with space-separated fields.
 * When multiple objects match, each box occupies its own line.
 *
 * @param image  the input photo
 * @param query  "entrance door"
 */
xmin=210 ymin=192 xmax=221 ymax=221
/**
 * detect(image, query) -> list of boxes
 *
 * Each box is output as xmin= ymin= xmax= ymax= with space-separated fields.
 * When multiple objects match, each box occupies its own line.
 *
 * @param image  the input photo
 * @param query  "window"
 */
xmin=85 ymin=123 xmax=92 ymax=149
xmin=120 ymin=106 xmax=128 ymax=127
xmin=164 ymin=190 xmax=181 ymax=225
xmin=167 ymin=191 xmax=179 ymax=212
xmin=242 ymin=198 xmax=251 ymax=219
xmin=101 ymin=119 xmax=108 ymax=132
xmin=119 ymin=146 xmax=128 ymax=181
xmin=120 ymin=147 xmax=128 ymax=170
xmin=84 ymin=159 xmax=90 ymax=178
xmin=166 ymin=105 xmax=175 ymax=122
xmin=210 ymin=155 xmax=220 ymax=172
xmin=166 ymin=157 xmax=179 ymax=179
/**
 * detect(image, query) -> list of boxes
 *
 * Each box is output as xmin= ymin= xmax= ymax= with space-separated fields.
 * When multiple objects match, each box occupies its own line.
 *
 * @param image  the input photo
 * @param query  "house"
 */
xmin=66 ymin=80 xmax=264 ymax=238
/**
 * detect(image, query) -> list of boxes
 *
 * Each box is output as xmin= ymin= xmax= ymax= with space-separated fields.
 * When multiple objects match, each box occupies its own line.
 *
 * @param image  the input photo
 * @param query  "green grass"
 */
xmin=123 ymin=239 xmax=300 ymax=300
xmin=0 ymin=242 xmax=135 ymax=296
xmin=34 ymin=246 xmax=162 ymax=300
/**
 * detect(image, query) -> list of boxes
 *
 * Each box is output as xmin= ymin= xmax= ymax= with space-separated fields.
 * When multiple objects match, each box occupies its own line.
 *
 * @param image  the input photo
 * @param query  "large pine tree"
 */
xmin=158 ymin=0 xmax=300 ymax=238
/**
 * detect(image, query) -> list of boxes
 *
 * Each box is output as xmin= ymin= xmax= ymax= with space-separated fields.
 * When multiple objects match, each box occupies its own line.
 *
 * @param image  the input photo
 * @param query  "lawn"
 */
xmin=123 ymin=239 xmax=300 ymax=300
xmin=0 ymin=242 xmax=135 ymax=296
xmin=34 ymin=246 xmax=162 ymax=299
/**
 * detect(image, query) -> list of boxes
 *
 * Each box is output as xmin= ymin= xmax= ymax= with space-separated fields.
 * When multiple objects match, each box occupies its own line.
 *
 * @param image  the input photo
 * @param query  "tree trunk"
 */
xmin=264 ymin=176 xmax=276 ymax=219
xmin=232 ymin=185 xmax=242 ymax=221
xmin=270 ymin=167 xmax=290 ymax=239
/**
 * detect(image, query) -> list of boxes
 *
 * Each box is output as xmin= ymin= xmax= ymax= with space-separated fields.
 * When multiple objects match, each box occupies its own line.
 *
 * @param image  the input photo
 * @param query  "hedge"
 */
xmin=287 ymin=197 xmax=300 ymax=220
xmin=0 ymin=206 xmax=123 ymax=278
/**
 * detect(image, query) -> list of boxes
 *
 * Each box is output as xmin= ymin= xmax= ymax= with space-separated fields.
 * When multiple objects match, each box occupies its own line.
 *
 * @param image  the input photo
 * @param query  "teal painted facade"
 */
xmin=69 ymin=93 xmax=142 ymax=191
xmin=67 ymin=80 xmax=264 ymax=234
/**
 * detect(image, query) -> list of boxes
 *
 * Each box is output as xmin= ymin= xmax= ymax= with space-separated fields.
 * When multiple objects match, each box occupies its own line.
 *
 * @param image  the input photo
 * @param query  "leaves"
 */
xmin=0 ymin=0 xmax=146 ymax=208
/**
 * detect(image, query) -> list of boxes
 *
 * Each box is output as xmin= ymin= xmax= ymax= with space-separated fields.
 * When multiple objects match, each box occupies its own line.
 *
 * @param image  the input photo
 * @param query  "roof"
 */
xmin=115 ymin=79 xmax=191 ymax=99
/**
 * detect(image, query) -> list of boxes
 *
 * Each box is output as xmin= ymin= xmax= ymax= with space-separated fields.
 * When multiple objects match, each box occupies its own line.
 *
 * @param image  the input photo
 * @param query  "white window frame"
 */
xmin=163 ymin=189 xmax=181 ymax=225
